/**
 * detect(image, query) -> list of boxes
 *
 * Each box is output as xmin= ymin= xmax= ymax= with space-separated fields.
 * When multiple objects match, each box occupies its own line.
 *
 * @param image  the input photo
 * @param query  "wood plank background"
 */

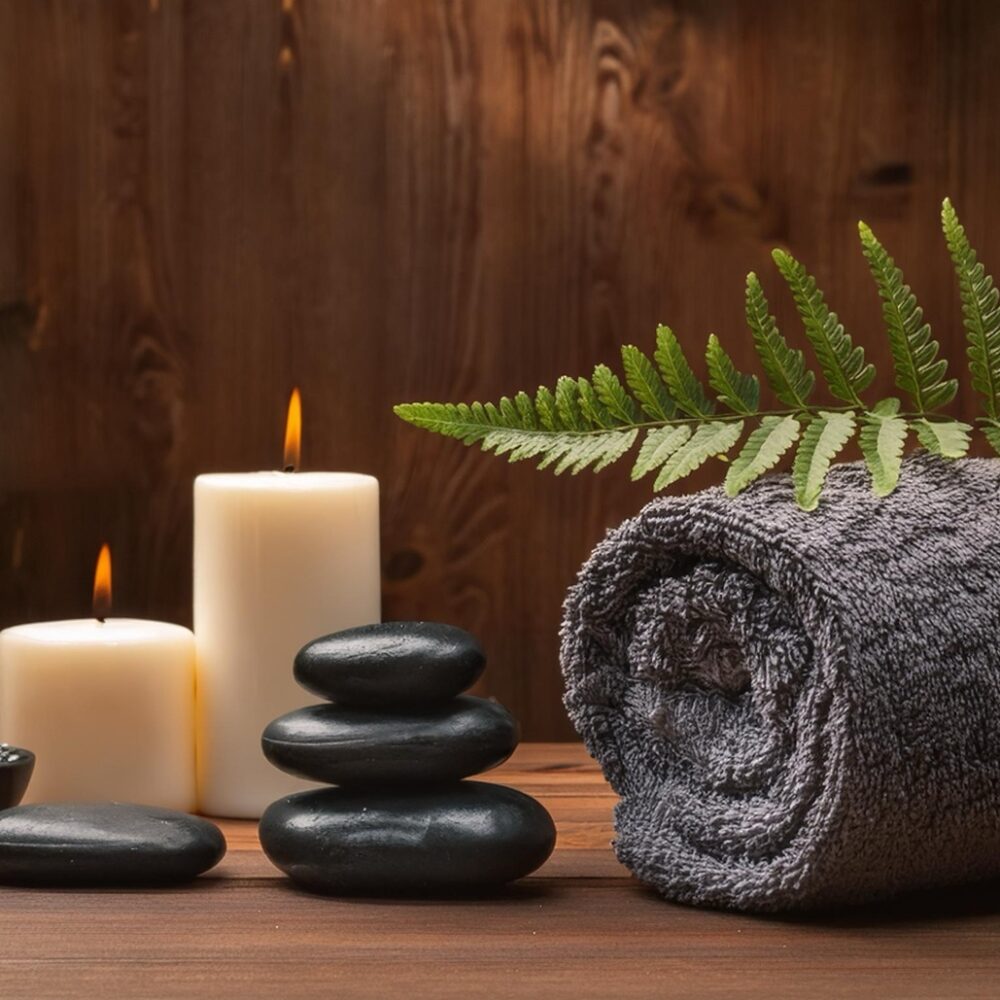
xmin=1 ymin=0 xmax=999 ymax=738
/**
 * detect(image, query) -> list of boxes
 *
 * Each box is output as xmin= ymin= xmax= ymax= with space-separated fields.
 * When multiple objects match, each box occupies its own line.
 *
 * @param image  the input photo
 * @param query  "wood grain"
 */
xmin=0 ymin=744 xmax=998 ymax=999
xmin=3 ymin=1 xmax=1000 ymax=737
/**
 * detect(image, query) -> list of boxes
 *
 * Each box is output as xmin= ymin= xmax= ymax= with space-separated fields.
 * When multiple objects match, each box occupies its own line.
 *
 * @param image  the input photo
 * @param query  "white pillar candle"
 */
xmin=194 ymin=466 xmax=380 ymax=818
xmin=0 ymin=619 xmax=197 ymax=810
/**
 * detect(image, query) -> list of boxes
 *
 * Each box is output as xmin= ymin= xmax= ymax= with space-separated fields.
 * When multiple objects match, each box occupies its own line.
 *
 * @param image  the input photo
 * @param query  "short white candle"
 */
xmin=194 ymin=391 xmax=380 ymax=818
xmin=0 ymin=616 xmax=196 ymax=810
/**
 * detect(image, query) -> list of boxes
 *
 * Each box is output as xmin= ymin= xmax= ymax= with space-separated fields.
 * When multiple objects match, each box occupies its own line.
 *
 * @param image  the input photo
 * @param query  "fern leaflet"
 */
xmin=913 ymin=418 xmax=972 ymax=459
xmin=942 ymin=198 xmax=1000 ymax=421
xmin=621 ymin=345 xmax=676 ymax=420
xmin=555 ymin=376 xmax=584 ymax=430
xmin=773 ymin=249 xmax=875 ymax=405
xmin=859 ymin=222 xmax=957 ymax=411
xmin=631 ymin=426 xmax=692 ymax=481
xmin=981 ymin=420 xmax=1000 ymax=455
xmin=706 ymin=334 xmax=759 ymax=414
xmin=859 ymin=398 xmax=907 ymax=497
xmin=745 ymin=272 xmax=815 ymax=409
xmin=654 ymin=324 xmax=715 ymax=418
xmin=792 ymin=411 xmax=856 ymax=511
xmin=654 ymin=421 xmax=744 ymax=491
xmin=724 ymin=415 xmax=801 ymax=497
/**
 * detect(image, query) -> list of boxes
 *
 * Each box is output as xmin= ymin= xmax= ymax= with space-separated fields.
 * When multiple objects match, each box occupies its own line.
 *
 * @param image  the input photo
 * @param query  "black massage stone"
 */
xmin=261 ymin=695 xmax=518 ymax=785
xmin=259 ymin=782 xmax=556 ymax=894
xmin=294 ymin=621 xmax=485 ymax=707
xmin=0 ymin=803 xmax=227 ymax=886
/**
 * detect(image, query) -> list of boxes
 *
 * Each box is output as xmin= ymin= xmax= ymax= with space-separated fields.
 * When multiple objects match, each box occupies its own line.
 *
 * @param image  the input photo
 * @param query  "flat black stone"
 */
xmin=294 ymin=621 xmax=485 ymax=707
xmin=259 ymin=781 xmax=556 ymax=895
xmin=261 ymin=695 xmax=518 ymax=785
xmin=0 ymin=804 xmax=227 ymax=886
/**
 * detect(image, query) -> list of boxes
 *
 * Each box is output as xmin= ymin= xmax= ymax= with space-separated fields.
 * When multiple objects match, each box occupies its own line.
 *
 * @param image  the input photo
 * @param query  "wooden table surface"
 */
xmin=0 ymin=743 xmax=998 ymax=999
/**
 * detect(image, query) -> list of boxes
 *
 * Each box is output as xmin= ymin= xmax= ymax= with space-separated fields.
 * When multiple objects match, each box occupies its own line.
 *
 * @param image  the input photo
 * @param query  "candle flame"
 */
xmin=93 ymin=544 xmax=112 ymax=621
xmin=284 ymin=388 xmax=302 ymax=471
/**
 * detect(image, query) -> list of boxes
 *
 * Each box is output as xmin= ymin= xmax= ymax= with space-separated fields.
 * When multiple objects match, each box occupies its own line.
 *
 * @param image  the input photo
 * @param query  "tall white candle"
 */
xmin=194 ymin=461 xmax=380 ymax=816
xmin=0 ymin=613 xmax=196 ymax=810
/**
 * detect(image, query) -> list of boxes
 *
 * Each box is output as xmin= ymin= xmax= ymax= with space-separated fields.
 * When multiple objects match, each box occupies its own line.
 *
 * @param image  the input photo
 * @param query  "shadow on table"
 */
xmin=799 ymin=877 xmax=1000 ymax=928
xmin=629 ymin=876 xmax=1000 ymax=927
xmin=272 ymin=877 xmax=560 ymax=906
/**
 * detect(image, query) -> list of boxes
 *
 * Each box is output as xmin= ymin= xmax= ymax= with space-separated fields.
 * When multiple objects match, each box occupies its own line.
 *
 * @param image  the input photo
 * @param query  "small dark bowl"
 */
xmin=0 ymin=746 xmax=35 ymax=810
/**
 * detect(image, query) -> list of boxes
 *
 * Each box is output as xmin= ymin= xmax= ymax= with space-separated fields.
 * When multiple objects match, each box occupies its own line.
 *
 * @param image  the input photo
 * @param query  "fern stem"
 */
xmin=620 ymin=404 xmax=858 ymax=429
xmin=499 ymin=403 xmax=869 ymax=436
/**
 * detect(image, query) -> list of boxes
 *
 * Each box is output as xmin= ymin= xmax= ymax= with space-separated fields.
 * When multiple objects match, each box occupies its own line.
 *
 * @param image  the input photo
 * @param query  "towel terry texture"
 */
xmin=560 ymin=456 xmax=1000 ymax=911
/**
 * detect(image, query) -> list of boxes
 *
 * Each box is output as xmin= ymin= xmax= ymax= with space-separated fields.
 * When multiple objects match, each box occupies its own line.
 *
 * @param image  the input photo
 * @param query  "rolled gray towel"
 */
xmin=560 ymin=456 xmax=1000 ymax=911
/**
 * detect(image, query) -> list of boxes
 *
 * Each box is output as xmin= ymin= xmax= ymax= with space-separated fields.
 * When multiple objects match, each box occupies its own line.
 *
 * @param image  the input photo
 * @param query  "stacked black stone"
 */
xmin=258 ymin=621 xmax=556 ymax=895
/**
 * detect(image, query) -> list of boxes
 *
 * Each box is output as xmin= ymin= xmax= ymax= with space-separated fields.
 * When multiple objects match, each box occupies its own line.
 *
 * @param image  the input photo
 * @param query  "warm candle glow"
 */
xmin=284 ymin=388 xmax=302 ymax=471
xmin=93 ymin=544 xmax=112 ymax=622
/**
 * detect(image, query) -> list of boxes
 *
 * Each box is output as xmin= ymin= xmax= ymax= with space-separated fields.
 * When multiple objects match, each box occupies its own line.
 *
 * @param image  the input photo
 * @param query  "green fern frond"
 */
xmin=792 ymin=411 xmax=856 ymax=511
xmin=654 ymin=324 xmax=715 ymax=418
xmin=724 ymin=415 xmax=800 ymax=497
xmin=942 ymin=198 xmax=1000 ymax=421
xmin=621 ymin=345 xmax=676 ymax=420
xmin=654 ymin=421 xmax=744 ymax=491
xmin=396 ymin=200 xmax=998 ymax=512
xmin=706 ymin=334 xmax=759 ymax=415
xmin=859 ymin=222 xmax=957 ymax=411
xmin=772 ymin=249 xmax=875 ymax=406
xmin=913 ymin=418 xmax=972 ymax=458
xmin=745 ymin=272 xmax=815 ymax=409
xmin=859 ymin=398 xmax=907 ymax=497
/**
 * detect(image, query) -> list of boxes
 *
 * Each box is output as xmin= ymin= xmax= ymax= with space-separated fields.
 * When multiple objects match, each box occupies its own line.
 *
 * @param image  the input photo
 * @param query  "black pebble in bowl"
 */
xmin=0 ymin=745 xmax=35 ymax=810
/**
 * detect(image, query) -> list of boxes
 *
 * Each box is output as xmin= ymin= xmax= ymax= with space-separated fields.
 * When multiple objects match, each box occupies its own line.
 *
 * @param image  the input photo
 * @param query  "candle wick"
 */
xmin=97 ymin=617 xmax=106 ymax=624
xmin=283 ymin=464 xmax=296 ymax=473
